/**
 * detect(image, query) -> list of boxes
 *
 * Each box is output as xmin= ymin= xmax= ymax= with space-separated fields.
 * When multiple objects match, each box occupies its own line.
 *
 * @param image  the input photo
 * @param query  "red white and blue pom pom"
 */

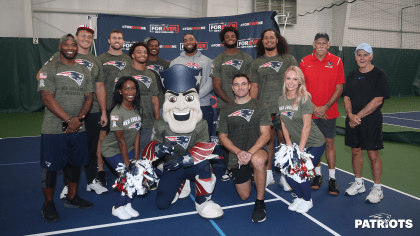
xmin=274 ymin=143 xmax=315 ymax=183
xmin=112 ymin=159 xmax=158 ymax=198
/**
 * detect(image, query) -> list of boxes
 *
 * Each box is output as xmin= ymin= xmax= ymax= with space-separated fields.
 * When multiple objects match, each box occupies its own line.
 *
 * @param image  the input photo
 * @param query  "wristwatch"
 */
xmin=65 ymin=117 xmax=72 ymax=123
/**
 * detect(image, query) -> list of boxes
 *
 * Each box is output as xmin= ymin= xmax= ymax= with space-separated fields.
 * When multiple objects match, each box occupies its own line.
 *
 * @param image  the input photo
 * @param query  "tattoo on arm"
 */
xmin=40 ymin=90 xmax=55 ymax=98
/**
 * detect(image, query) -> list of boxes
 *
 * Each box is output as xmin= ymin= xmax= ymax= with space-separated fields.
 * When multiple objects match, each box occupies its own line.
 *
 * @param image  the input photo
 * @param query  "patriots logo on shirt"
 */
xmin=129 ymin=122 xmax=141 ymax=130
xmin=147 ymin=65 xmax=164 ymax=74
xmin=133 ymin=75 xmax=152 ymax=88
xmin=281 ymin=111 xmax=294 ymax=120
xmin=325 ymin=62 xmax=333 ymax=68
xmin=259 ymin=61 xmax=283 ymax=72
xmin=56 ymin=71 xmax=84 ymax=86
xmin=222 ymin=60 xmax=243 ymax=70
xmin=228 ymin=109 xmax=254 ymax=122
xmin=185 ymin=62 xmax=201 ymax=69
xmin=75 ymin=59 xmax=94 ymax=71
xmin=166 ymin=136 xmax=191 ymax=149
xmin=103 ymin=61 xmax=127 ymax=70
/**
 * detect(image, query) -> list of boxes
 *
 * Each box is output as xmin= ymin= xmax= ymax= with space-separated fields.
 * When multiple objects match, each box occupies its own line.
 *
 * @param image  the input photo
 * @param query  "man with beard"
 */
xmin=119 ymin=42 xmax=159 ymax=154
xmin=210 ymin=26 xmax=253 ymax=181
xmin=144 ymin=37 xmax=170 ymax=116
xmin=250 ymin=29 xmax=298 ymax=187
xmin=38 ymin=34 xmax=94 ymax=222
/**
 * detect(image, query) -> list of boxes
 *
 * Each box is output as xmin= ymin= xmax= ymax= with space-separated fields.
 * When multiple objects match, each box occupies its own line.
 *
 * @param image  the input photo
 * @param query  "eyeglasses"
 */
xmin=80 ymin=34 xmax=93 ymax=39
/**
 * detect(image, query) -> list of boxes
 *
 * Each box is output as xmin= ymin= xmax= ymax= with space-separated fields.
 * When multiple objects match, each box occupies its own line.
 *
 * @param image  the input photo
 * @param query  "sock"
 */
xmin=329 ymin=169 xmax=336 ymax=179
xmin=267 ymin=169 xmax=272 ymax=176
xmin=374 ymin=183 xmax=382 ymax=190
xmin=256 ymin=199 xmax=265 ymax=203
xmin=355 ymin=178 xmax=363 ymax=185
xmin=201 ymin=177 xmax=211 ymax=182
xmin=315 ymin=166 xmax=321 ymax=176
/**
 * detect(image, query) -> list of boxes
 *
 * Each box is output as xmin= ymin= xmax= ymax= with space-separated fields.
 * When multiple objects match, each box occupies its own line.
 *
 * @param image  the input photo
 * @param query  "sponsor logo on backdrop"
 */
xmin=150 ymin=24 xmax=179 ymax=33
xmin=355 ymin=213 xmax=413 ymax=229
xmin=211 ymin=43 xmax=225 ymax=48
xmin=122 ymin=25 xmax=146 ymax=30
xmin=160 ymin=45 xmax=177 ymax=49
xmin=182 ymin=26 xmax=206 ymax=31
xmin=122 ymin=41 xmax=133 ymax=51
xmin=238 ymin=38 xmax=260 ymax=48
xmin=209 ymin=22 xmax=237 ymax=32
xmin=180 ymin=42 xmax=208 ymax=51
xmin=240 ymin=21 xmax=264 ymax=27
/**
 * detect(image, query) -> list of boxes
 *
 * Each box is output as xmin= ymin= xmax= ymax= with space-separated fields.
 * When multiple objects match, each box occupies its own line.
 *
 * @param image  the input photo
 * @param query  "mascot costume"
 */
xmin=142 ymin=65 xmax=224 ymax=219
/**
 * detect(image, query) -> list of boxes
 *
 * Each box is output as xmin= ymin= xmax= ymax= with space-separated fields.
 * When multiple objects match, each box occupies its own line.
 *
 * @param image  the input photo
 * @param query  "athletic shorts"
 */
xmin=106 ymin=149 xmax=135 ymax=170
xmin=40 ymin=131 xmax=89 ymax=171
xmin=345 ymin=110 xmax=384 ymax=150
xmin=231 ymin=164 xmax=253 ymax=185
xmin=272 ymin=113 xmax=282 ymax=131
xmin=313 ymin=118 xmax=336 ymax=138
xmin=100 ymin=109 xmax=111 ymax=132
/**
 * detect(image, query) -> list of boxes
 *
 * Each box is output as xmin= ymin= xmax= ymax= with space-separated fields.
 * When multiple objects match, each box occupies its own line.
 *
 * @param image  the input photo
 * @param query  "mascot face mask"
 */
xmin=160 ymin=65 xmax=203 ymax=133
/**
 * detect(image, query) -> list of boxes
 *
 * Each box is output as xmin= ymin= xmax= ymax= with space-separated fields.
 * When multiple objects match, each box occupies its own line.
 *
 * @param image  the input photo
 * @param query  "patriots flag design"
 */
xmin=75 ymin=59 xmax=94 ymax=71
xmin=259 ymin=61 xmax=283 ymax=72
xmin=228 ymin=109 xmax=254 ymax=122
xmin=56 ymin=71 xmax=84 ymax=86
xmin=281 ymin=111 xmax=294 ymax=120
xmin=129 ymin=122 xmax=141 ymax=130
xmin=103 ymin=61 xmax=127 ymax=70
xmin=133 ymin=75 xmax=152 ymax=88
xmin=147 ymin=65 xmax=164 ymax=74
xmin=222 ymin=60 xmax=243 ymax=70
xmin=165 ymin=136 xmax=191 ymax=149
xmin=185 ymin=62 xmax=201 ymax=69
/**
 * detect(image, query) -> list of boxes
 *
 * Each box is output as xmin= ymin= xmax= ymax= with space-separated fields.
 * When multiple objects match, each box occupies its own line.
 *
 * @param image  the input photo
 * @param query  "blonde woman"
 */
xmin=278 ymin=66 xmax=326 ymax=213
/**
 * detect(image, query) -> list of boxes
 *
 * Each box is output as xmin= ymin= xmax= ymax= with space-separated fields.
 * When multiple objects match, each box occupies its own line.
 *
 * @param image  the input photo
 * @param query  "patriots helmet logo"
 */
xmin=281 ymin=111 xmax=294 ymax=120
xmin=147 ymin=65 xmax=164 ymax=74
xmin=75 ymin=59 xmax=94 ymax=71
xmin=185 ymin=62 xmax=201 ymax=69
xmin=56 ymin=71 xmax=84 ymax=86
xmin=133 ymin=75 xmax=152 ymax=88
xmin=370 ymin=213 xmax=392 ymax=227
xmin=259 ymin=61 xmax=283 ymax=72
xmin=129 ymin=122 xmax=141 ymax=130
xmin=166 ymin=136 xmax=191 ymax=149
xmin=222 ymin=60 xmax=243 ymax=70
xmin=228 ymin=109 xmax=254 ymax=122
xmin=103 ymin=61 xmax=127 ymax=70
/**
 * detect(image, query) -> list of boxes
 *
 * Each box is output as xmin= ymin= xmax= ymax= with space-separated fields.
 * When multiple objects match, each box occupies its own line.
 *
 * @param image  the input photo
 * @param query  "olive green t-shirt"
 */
xmin=146 ymin=58 xmax=170 ymax=109
xmin=278 ymin=96 xmax=325 ymax=148
xmin=100 ymin=105 xmax=141 ymax=158
xmin=250 ymin=54 xmax=298 ymax=113
xmin=38 ymin=60 xmax=94 ymax=134
xmin=209 ymin=51 xmax=253 ymax=108
xmin=119 ymin=65 xmax=159 ymax=128
xmin=217 ymin=98 xmax=271 ymax=169
xmin=97 ymin=52 xmax=133 ymax=110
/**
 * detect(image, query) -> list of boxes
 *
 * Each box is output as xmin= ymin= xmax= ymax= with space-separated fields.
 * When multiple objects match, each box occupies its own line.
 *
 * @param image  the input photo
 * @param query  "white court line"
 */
xmin=383 ymin=116 xmax=420 ymax=122
xmin=0 ymin=135 xmax=40 ymax=139
xmin=382 ymin=111 xmax=420 ymax=115
xmin=265 ymin=189 xmax=341 ymax=236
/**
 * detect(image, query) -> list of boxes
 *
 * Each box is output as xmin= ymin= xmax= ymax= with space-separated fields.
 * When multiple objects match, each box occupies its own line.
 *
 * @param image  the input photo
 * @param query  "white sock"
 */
xmin=329 ymin=169 xmax=336 ymax=179
xmin=315 ymin=166 xmax=321 ymax=176
xmin=267 ymin=169 xmax=272 ymax=176
xmin=355 ymin=178 xmax=363 ymax=184
xmin=374 ymin=183 xmax=382 ymax=190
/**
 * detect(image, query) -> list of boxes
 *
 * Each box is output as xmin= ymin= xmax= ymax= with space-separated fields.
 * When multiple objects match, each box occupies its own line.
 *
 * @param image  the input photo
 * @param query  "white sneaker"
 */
xmin=195 ymin=200 xmax=224 ymax=219
xmin=288 ymin=197 xmax=304 ymax=211
xmin=365 ymin=187 xmax=384 ymax=203
xmin=296 ymin=199 xmax=313 ymax=213
xmin=112 ymin=206 xmax=131 ymax=220
xmin=279 ymin=175 xmax=292 ymax=191
xmin=124 ymin=203 xmax=139 ymax=217
xmin=345 ymin=181 xmax=366 ymax=196
xmin=86 ymin=179 xmax=108 ymax=194
xmin=266 ymin=172 xmax=275 ymax=187
xmin=179 ymin=179 xmax=191 ymax=199
xmin=60 ymin=185 xmax=68 ymax=199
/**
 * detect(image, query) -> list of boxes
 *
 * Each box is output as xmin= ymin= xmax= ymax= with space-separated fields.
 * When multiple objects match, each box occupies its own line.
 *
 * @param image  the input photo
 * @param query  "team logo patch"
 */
xmin=112 ymin=121 xmax=117 ymax=127
xmin=281 ymin=111 xmax=294 ymax=120
xmin=40 ymin=73 xmax=47 ymax=79
xmin=228 ymin=109 xmax=254 ymax=122
xmin=133 ymin=75 xmax=152 ymax=88
xmin=259 ymin=61 xmax=283 ymax=72
xmin=325 ymin=62 xmax=333 ymax=68
xmin=103 ymin=61 xmax=127 ymax=70
xmin=129 ymin=122 xmax=141 ymax=130
xmin=45 ymin=161 xmax=51 ymax=167
xmin=39 ymin=79 xmax=45 ymax=87
xmin=147 ymin=65 xmax=164 ymax=74
xmin=75 ymin=59 xmax=94 ymax=71
xmin=56 ymin=71 xmax=84 ymax=86
xmin=166 ymin=136 xmax=191 ymax=149
xmin=185 ymin=62 xmax=200 ymax=69
xmin=222 ymin=60 xmax=243 ymax=70
xmin=111 ymin=115 xmax=119 ymax=121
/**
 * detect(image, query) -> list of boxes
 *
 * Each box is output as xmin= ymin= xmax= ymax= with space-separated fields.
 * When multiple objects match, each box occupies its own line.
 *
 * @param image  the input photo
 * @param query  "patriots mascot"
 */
xmin=142 ymin=65 xmax=224 ymax=219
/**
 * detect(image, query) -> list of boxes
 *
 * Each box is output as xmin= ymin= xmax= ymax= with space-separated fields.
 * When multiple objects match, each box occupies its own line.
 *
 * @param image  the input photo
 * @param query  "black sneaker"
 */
xmin=42 ymin=201 xmax=59 ymax=222
xmin=97 ymin=171 xmax=107 ymax=186
xmin=64 ymin=194 xmax=94 ymax=209
xmin=328 ymin=178 xmax=340 ymax=195
xmin=252 ymin=200 xmax=266 ymax=223
xmin=311 ymin=174 xmax=323 ymax=189
xmin=221 ymin=169 xmax=231 ymax=181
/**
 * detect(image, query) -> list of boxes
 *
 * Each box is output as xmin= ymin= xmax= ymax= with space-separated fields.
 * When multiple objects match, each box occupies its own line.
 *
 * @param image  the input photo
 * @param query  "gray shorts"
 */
xmin=313 ymin=118 xmax=336 ymax=139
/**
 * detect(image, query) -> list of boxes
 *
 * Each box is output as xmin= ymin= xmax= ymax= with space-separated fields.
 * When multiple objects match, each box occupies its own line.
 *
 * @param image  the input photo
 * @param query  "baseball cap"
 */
xmin=60 ymin=34 xmax=78 ymax=45
xmin=77 ymin=24 xmax=94 ymax=34
xmin=144 ymin=36 xmax=159 ymax=45
xmin=354 ymin=43 xmax=373 ymax=54
xmin=314 ymin=33 xmax=329 ymax=41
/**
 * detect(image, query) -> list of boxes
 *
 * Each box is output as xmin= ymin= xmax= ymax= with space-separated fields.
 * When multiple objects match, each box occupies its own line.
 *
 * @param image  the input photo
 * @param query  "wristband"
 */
xmin=325 ymin=104 xmax=331 ymax=108
xmin=65 ymin=117 xmax=72 ymax=123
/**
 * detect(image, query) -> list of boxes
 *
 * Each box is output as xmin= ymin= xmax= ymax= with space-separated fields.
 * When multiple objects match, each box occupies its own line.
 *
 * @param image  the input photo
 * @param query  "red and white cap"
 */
xmin=77 ymin=24 xmax=94 ymax=34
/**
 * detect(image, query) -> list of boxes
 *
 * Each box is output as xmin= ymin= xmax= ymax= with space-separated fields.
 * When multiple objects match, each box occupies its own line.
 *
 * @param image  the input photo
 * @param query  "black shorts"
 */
xmin=313 ymin=118 xmax=336 ymax=138
xmin=231 ymin=164 xmax=253 ymax=184
xmin=345 ymin=110 xmax=384 ymax=150
xmin=272 ymin=113 xmax=282 ymax=131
